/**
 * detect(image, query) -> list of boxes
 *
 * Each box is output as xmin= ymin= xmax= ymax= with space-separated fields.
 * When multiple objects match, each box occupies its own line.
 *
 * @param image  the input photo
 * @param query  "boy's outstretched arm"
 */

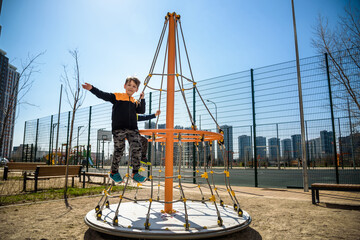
xmin=137 ymin=110 xmax=161 ymax=121
xmin=82 ymin=82 xmax=115 ymax=103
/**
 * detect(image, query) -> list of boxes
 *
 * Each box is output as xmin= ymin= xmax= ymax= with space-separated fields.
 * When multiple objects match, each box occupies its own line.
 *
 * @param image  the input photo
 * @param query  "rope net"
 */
xmin=93 ymin=12 xmax=243 ymax=230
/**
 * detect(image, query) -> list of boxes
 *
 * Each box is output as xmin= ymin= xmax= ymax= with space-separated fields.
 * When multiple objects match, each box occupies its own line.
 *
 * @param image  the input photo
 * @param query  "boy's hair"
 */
xmin=125 ymin=77 xmax=141 ymax=88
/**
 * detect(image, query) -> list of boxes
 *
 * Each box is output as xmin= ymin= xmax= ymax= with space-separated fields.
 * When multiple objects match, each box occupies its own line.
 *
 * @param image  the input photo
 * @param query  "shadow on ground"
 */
xmin=324 ymin=203 xmax=360 ymax=211
xmin=84 ymin=227 xmax=262 ymax=240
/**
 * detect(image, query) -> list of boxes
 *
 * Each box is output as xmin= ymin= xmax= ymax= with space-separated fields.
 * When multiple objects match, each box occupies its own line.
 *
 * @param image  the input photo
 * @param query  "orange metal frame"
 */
xmin=164 ymin=12 xmax=176 ymax=213
xmin=147 ymin=12 xmax=223 ymax=213
xmin=140 ymin=129 xmax=223 ymax=143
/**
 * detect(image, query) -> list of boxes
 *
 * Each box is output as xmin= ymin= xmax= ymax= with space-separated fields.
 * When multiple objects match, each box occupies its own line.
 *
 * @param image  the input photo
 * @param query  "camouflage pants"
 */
xmin=140 ymin=135 xmax=148 ymax=161
xmin=112 ymin=129 xmax=141 ymax=172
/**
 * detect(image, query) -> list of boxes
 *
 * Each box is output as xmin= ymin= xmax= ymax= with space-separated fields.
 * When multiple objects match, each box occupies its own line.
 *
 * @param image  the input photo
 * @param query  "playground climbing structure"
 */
xmin=85 ymin=12 xmax=251 ymax=239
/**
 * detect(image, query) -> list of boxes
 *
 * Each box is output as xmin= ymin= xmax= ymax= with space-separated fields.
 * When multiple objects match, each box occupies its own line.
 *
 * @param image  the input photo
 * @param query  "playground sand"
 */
xmin=0 ymin=184 xmax=359 ymax=240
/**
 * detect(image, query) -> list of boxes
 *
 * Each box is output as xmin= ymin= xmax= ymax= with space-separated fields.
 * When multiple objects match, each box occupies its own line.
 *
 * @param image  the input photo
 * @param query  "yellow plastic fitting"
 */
xmin=201 ymin=172 xmax=208 ymax=179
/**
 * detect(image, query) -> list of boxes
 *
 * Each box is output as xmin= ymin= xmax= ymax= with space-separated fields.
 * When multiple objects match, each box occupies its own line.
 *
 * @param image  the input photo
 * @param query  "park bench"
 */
xmin=80 ymin=171 xmax=109 ymax=188
xmin=311 ymin=183 xmax=360 ymax=204
xmin=23 ymin=165 xmax=82 ymax=192
xmin=3 ymin=162 xmax=46 ymax=180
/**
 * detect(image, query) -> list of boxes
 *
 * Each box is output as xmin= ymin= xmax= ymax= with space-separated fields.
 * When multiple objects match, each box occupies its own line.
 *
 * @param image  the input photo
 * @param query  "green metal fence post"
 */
xmin=227 ymin=127 xmax=231 ymax=169
xmin=147 ymin=92 xmax=152 ymax=178
xmin=347 ymin=98 xmax=356 ymax=169
xmin=65 ymin=111 xmax=70 ymax=165
xmin=325 ymin=53 xmax=339 ymax=184
xmin=48 ymin=115 xmax=53 ymax=165
xmin=86 ymin=106 xmax=92 ymax=172
xmin=30 ymin=144 xmax=33 ymax=162
xmin=251 ymin=69 xmax=258 ymax=187
xmin=338 ymin=118 xmax=344 ymax=169
xmin=305 ymin=120 xmax=309 ymax=167
xmin=276 ymin=123 xmax=280 ymax=170
xmin=22 ymin=121 xmax=27 ymax=162
xmin=34 ymin=119 xmax=39 ymax=162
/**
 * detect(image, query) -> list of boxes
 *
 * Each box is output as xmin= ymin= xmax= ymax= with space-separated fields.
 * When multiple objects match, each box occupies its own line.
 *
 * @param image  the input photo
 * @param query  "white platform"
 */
xmin=84 ymin=201 xmax=251 ymax=239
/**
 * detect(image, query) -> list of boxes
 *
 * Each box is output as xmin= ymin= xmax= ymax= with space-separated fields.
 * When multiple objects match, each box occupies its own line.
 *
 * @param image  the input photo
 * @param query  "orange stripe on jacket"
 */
xmin=114 ymin=93 xmax=138 ymax=104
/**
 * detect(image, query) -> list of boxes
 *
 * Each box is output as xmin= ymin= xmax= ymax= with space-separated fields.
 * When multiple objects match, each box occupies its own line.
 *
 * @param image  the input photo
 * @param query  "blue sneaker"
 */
xmin=132 ymin=173 xmax=147 ymax=183
xmin=109 ymin=172 xmax=123 ymax=183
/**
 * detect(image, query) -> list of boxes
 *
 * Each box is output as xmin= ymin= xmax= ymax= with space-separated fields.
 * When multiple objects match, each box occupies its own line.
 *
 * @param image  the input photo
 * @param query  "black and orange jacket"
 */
xmin=90 ymin=86 xmax=145 ymax=131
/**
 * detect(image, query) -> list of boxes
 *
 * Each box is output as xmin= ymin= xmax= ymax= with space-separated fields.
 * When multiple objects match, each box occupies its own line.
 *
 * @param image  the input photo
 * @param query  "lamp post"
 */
xmin=50 ymin=123 xmax=58 ymax=164
xmin=97 ymin=128 xmax=105 ymax=168
xmin=206 ymin=99 xmax=218 ymax=163
xmin=77 ymin=126 xmax=84 ymax=164
xmin=206 ymin=99 xmax=218 ymax=127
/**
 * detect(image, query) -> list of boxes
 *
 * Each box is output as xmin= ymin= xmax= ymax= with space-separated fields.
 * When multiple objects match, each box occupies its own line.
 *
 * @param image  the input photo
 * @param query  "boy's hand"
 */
xmin=140 ymin=92 xmax=144 ymax=99
xmin=82 ymin=83 xmax=92 ymax=91
xmin=155 ymin=110 xmax=161 ymax=116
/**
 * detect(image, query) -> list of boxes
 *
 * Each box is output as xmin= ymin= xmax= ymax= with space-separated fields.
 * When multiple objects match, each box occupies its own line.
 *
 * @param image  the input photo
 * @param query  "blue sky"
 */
xmin=0 ymin=0 xmax=357 ymax=147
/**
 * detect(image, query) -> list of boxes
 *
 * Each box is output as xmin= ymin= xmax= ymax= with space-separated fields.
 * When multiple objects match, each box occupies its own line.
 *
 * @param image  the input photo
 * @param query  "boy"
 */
xmin=82 ymin=77 xmax=146 ymax=183
xmin=137 ymin=110 xmax=161 ymax=165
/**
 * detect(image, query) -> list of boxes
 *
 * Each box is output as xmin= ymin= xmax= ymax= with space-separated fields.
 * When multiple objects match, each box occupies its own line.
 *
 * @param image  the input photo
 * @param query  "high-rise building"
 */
xmin=339 ymin=133 xmax=360 ymax=163
xmin=0 ymin=49 xmax=20 ymax=158
xmin=320 ymin=130 xmax=334 ymax=157
xmin=238 ymin=135 xmax=252 ymax=162
xmin=281 ymin=138 xmax=292 ymax=161
xmin=268 ymin=137 xmax=280 ymax=162
xmin=255 ymin=136 xmax=266 ymax=160
xmin=308 ymin=137 xmax=321 ymax=161
xmin=291 ymin=134 xmax=302 ymax=159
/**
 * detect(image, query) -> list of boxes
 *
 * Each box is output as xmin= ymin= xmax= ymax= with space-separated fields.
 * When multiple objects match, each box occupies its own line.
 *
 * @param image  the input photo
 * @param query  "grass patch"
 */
xmin=0 ymin=185 xmax=134 ymax=206
xmin=6 ymin=176 xmax=23 ymax=181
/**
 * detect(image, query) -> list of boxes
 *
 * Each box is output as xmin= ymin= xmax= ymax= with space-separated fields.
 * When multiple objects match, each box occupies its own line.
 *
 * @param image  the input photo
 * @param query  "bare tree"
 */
xmin=312 ymin=3 xmax=360 ymax=121
xmin=0 ymin=52 xmax=45 ymax=158
xmin=61 ymin=49 xmax=85 ymax=209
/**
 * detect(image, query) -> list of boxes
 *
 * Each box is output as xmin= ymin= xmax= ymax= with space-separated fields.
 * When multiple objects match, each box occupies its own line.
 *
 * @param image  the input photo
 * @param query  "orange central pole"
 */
xmin=165 ymin=12 xmax=176 ymax=213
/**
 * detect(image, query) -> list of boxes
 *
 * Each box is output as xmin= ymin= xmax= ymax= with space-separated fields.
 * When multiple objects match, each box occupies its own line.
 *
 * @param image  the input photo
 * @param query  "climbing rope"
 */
xmin=93 ymin=12 xmax=245 ymax=231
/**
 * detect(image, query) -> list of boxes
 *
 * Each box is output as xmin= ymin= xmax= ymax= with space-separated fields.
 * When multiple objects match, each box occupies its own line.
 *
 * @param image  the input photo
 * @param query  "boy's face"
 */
xmin=124 ymin=80 xmax=138 ymax=96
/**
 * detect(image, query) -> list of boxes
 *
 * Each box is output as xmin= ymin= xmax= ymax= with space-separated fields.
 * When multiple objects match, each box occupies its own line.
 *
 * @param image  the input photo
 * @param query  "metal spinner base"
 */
xmin=85 ymin=201 xmax=251 ymax=239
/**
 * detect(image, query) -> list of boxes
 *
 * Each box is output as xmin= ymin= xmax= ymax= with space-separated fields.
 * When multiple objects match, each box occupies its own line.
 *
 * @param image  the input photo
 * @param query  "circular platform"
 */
xmin=84 ymin=201 xmax=251 ymax=239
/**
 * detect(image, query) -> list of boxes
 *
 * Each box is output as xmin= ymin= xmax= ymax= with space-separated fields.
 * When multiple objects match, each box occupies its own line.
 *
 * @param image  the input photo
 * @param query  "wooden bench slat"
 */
xmin=311 ymin=183 xmax=360 ymax=204
xmin=36 ymin=165 xmax=82 ymax=177
xmin=3 ymin=162 xmax=47 ymax=180
xmin=6 ymin=162 xmax=46 ymax=171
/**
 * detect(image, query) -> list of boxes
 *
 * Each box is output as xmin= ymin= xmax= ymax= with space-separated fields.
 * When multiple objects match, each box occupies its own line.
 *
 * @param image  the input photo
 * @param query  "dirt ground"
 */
xmin=0 ymin=182 xmax=359 ymax=240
